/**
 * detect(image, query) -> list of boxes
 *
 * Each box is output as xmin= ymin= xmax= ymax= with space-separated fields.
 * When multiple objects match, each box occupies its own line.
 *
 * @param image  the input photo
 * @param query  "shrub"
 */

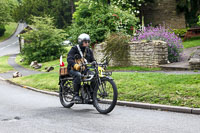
xmin=103 ymin=32 xmax=130 ymax=66
xmin=172 ymin=29 xmax=187 ymax=37
xmin=198 ymin=15 xmax=200 ymax=26
xmin=67 ymin=0 xmax=138 ymax=45
xmin=0 ymin=25 xmax=6 ymax=36
xmin=132 ymin=25 xmax=184 ymax=63
xmin=22 ymin=16 xmax=67 ymax=63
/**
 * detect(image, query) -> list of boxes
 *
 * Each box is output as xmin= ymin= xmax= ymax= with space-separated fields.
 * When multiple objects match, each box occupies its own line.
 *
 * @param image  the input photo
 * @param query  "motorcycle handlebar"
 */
xmin=82 ymin=61 xmax=107 ymax=68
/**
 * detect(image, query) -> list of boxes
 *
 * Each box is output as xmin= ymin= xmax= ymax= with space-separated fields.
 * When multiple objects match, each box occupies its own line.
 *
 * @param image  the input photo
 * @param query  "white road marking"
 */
xmin=0 ymin=41 xmax=18 ymax=51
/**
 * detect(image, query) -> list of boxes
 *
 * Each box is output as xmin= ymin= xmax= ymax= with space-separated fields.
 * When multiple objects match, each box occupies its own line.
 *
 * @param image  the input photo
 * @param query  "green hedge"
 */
xmin=172 ymin=29 xmax=187 ymax=37
xmin=0 ymin=25 xmax=6 ymax=36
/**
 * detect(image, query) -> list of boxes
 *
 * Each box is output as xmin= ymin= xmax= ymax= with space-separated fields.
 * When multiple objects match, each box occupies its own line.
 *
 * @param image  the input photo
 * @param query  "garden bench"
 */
xmin=183 ymin=28 xmax=200 ymax=41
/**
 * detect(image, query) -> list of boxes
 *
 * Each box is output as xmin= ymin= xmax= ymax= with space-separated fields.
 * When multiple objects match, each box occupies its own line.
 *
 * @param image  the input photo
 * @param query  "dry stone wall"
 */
xmin=189 ymin=48 xmax=200 ymax=70
xmin=93 ymin=40 xmax=168 ymax=67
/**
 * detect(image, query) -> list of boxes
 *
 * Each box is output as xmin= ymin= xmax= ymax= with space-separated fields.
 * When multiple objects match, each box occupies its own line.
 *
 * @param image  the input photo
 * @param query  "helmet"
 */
xmin=78 ymin=33 xmax=90 ymax=45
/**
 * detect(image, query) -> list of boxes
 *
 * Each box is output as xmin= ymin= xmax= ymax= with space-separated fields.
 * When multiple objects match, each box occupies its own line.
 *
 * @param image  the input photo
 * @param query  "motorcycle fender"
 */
xmin=101 ymin=76 xmax=113 ymax=80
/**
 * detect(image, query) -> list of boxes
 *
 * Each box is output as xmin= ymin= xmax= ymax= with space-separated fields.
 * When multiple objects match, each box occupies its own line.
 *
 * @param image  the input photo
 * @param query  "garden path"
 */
xmin=0 ymin=54 xmax=43 ymax=79
xmin=159 ymin=46 xmax=200 ymax=70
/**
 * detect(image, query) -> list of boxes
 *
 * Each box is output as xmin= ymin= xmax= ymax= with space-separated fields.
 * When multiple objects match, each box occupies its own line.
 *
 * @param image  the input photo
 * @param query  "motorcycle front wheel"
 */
xmin=93 ymin=77 xmax=118 ymax=114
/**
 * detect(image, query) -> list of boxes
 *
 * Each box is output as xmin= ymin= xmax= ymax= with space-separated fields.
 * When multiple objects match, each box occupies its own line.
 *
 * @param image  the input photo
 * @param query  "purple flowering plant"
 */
xmin=132 ymin=25 xmax=184 ymax=62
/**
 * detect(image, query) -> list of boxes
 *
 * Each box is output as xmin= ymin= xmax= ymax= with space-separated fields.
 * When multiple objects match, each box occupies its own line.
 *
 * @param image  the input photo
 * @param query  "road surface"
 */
xmin=0 ymin=23 xmax=26 ymax=57
xmin=0 ymin=80 xmax=200 ymax=133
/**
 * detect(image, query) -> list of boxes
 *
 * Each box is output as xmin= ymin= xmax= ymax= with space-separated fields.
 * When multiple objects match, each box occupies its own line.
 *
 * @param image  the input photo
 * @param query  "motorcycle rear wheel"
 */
xmin=59 ymin=83 xmax=74 ymax=108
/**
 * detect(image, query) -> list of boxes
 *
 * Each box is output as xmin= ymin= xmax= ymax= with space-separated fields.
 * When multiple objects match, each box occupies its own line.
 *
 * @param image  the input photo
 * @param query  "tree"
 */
xmin=67 ymin=0 xmax=138 ymax=45
xmin=14 ymin=0 xmax=77 ymax=28
xmin=21 ymin=16 xmax=67 ymax=63
xmin=198 ymin=15 xmax=200 ymax=25
xmin=0 ymin=0 xmax=18 ymax=25
xmin=176 ymin=0 xmax=200 ymax=27
xmin=93 ymin=0 xmax=154 ymax=14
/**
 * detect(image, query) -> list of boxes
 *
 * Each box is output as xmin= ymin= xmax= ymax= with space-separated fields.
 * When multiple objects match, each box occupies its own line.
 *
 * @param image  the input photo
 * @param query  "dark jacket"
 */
xmin=67 ymin=45 xmax=95 ymax=71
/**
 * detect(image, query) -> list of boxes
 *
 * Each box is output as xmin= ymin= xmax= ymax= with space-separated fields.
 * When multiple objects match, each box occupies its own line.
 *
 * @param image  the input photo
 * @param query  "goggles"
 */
xmin=83 ymin=40 xmax=90 ymax=44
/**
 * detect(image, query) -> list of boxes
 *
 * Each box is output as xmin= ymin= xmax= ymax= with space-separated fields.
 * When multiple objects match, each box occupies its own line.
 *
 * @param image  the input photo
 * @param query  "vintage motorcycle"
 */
xmin=58 ymin=61 xmax=118 ymax=114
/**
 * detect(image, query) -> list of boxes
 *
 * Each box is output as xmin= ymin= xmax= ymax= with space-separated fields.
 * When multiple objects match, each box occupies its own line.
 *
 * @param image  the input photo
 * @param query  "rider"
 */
xmin=67 ymin=33 xmax=95 ymax=102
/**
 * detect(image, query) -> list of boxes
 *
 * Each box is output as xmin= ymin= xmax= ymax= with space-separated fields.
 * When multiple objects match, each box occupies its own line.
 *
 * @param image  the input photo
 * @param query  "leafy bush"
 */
xmin=67 ymin=0 xmax=138 ymax=45
xmin=198 ymin=15 xmax=200 ymax=26
xmin=0 ymin=25 xmax=6 ymax=36
xmin=22 ymin=16 xmax=67 ymax=63
xmin=132 ymin=25 xmax=184 ymax=63
xmin=103 ymin=32 xmax=130 ymax=66
xmin=172 ymin=29 xmax=187 ymax=37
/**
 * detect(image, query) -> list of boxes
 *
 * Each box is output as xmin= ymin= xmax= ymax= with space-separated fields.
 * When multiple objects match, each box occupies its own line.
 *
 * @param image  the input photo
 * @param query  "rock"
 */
xmin=30 ymin=61 xmax=38 ymax=67
xmin=188 ymin=48 xmax=200 ymax=69
xmin=34 ymin=64 xmax=42 ymax=69
xmin=30 ymin=61 xmax=42 ymax=69
xmin=13 ymin=71 xmax=22 ymax=78
xmin=46 ymin=66 xmax=54 ymax=72
xmin=189 ymin=58 xmax=200 ymax=65
xmin=20 ymin=59 xmax=24 ymax=62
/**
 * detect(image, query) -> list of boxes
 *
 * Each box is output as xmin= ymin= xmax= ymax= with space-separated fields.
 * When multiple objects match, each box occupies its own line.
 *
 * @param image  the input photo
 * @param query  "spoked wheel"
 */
xmin=93 ymin=78 xmax=118 ymax=114
xmin=59 ymin=80 xmax=74 ymax=108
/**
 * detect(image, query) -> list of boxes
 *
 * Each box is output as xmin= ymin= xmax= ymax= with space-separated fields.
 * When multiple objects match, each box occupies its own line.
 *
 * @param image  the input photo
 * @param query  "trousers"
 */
xmin=69 ymin=70 xmax=82 ymax=85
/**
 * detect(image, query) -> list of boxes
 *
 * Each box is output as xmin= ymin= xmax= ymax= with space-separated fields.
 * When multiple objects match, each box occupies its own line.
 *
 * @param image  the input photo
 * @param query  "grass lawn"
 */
xmin=11 ymin=72 xmax=200 ymax=108
xmin=107 ymin=66 xmax=161 ymax=71
xmin=0 ymin=22 xmax=18 ymax=42
xmin=15 ymin=55 xmax=69 ymax=73
xmin=15 ymin=47 xmax=71 ymax=72
xmin=0 ymin=56 xmax=14 ymax=73
xmin=183 ymin=36 xmax=200 ymax=49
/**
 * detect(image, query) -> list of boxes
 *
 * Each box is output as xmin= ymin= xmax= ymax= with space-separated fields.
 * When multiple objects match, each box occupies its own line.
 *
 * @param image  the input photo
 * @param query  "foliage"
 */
xmin=172 ymin=29 xmax=187 ymax=37
xmin=111 ymin=0 xmax=154 ymax=14
xmin=176 ymin=0 xmax=200 ymax=27
xmin=198 ymin=15 xmax=200 ymax=25
xmin=0 ymin=22 xmax=18 ymax=41
xmin=0 ymin=0 xmax=18 ymax=25
xmin=103 ymin=33 xmax=130 ymax=66
xmin=67 ymin=0 xmax=138 ymax=45
xmin=132 ymin=25 xmax=184 ymax=63
xmin=94 ymin=0 xmax=154 ymax=14
xmin=0 ymin=25 xmax=6 ymax=37
xmin=14 ymin=0 xmax=77 ymax=28
xmin=21 ymin=16 xmax=67 ymax=63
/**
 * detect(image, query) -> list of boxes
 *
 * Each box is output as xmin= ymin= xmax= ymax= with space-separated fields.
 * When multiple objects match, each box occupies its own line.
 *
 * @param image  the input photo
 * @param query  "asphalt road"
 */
xmin=0 ymin=80 xmax=200 ymax=133
xmin=0 ymin=23 xmax=26 ymax=57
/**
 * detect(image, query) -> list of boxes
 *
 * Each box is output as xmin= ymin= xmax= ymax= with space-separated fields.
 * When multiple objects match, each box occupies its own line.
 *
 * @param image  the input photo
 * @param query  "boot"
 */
xmin=73 ymin=83 xmax=81 ymax=102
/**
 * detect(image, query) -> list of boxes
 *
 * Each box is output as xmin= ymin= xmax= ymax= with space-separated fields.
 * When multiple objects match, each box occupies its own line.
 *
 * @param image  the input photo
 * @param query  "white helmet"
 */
xmin=78 ymin=33 xmax=90 ymax=45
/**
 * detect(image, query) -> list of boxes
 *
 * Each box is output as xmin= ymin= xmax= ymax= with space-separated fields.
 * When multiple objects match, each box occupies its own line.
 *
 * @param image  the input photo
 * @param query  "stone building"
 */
xmin=141 ymin=0 xmax=186 ymax=29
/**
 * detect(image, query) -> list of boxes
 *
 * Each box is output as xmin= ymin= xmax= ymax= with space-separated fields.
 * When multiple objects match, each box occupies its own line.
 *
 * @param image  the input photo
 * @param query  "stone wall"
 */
xmin=142 ymin=0 xmax=186 ymax=29
xmin=189 ymin=48 xmax=200 ymax=70
xmin=93 ymin=40 xmax=168 ymax=67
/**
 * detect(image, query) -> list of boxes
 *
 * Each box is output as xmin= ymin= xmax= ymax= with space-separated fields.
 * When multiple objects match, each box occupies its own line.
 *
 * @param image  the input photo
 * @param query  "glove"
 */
xmin=73 ymin=64 xmax=81 ymax=71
